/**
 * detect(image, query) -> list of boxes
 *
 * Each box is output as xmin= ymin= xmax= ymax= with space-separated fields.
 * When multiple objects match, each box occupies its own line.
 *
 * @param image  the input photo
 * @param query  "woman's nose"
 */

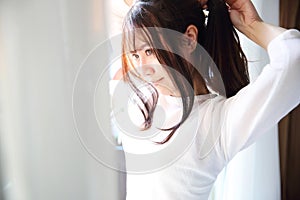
xmin=141 ymin=65 xmax=155 ymax=76
xmin=139 ymin=57 xmax=155 ymax=76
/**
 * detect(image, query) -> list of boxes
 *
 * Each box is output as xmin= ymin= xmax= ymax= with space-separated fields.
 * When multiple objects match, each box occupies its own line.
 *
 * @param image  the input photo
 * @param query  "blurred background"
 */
xmin=0 ymin=0 xmax=123 ymax=199
xmin=0 ymin=0 xmax=299 ymax=200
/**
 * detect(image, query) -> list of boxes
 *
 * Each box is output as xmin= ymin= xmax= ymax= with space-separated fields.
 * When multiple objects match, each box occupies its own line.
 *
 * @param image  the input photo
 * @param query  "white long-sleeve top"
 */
xmin=117 ymin=29 xmax=300 ymax=200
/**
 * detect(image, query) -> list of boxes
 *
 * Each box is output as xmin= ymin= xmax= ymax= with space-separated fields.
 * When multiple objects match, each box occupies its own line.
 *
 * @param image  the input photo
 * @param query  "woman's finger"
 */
xmin=198 ymin=0 xmax=208 ymax=9
xmin=224 ymin=0 xmax=247 ymax=8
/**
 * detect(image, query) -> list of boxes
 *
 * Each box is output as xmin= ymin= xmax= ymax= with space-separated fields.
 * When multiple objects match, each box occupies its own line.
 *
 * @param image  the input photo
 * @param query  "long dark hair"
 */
xmin=121 ymin=0 xmax=249 ymax=143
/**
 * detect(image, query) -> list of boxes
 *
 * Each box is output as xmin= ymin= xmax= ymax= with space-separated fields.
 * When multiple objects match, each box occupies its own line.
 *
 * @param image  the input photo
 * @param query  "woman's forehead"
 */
xmin=134 ymin=36 xmax=151 ymax=50
xmin=125 ymin=29 xmax=152 ymax=51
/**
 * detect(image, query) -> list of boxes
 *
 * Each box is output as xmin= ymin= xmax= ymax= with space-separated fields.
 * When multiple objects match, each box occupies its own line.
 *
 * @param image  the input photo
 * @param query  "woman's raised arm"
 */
xmin=225 ymin=0 xmax=286 ymax=49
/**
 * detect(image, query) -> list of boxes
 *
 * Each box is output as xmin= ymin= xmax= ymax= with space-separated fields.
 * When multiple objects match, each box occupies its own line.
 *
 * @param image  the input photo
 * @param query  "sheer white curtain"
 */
xmin=210 ymin=0 xmax=281 ymax=199
xmin=0 ymin=0 xmax=121 ymax=199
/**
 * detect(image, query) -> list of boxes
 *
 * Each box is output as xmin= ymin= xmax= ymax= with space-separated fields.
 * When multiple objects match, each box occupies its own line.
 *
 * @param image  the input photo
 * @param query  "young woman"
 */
xmin=113 ymin=0 xmax=300 ymax=199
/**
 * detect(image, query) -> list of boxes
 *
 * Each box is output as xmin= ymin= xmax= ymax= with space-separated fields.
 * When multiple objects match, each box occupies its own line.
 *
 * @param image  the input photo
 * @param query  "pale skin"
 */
xmin=117 ymin=0 xmax=287 ymax=96
xmin=129 ymin=42 xmax=182 ymax=96
xmin=225 ymin=0 xmax=286 ymax=49
xmin=199 ymin=0 xmax=286 ymax=48
xmin=128 ymin=24 xmax=208 ymax=96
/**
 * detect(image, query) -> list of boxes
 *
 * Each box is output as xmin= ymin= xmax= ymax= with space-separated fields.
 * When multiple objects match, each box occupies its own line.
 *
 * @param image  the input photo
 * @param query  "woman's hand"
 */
xmin=199 ymin=0 xmax=208 ymax=9
xmin=225 ymin=0 xmax=262 ymax=34
xmin=225 ymin=0 xmax=286 ymax=49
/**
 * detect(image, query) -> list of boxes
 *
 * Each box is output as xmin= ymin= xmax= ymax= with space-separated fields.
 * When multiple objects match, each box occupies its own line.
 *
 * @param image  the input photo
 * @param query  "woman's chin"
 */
xmin=155 ymin=85 xmax=180 ymax=97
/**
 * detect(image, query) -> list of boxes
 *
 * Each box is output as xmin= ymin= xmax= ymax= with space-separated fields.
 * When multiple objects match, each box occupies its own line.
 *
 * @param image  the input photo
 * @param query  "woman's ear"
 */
xmin=184 ymin=25 xmax=198 ymax=53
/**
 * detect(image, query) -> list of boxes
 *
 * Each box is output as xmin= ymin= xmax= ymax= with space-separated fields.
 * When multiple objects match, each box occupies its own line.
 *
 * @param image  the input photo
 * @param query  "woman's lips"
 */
xmin=152 ymin=77 xmax=163 ymax=85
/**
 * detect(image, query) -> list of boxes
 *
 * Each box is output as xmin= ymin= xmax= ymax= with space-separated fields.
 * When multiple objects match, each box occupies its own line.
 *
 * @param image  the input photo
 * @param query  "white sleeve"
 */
xmin=223 ymin=29 xmax=300 ymax=160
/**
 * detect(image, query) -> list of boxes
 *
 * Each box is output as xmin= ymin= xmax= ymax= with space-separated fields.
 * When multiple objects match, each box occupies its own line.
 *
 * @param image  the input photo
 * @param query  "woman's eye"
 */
xmin=145 ymin=49 xmax=153 ymax=56
xmin=132 ymin=54 xmax=139 ymax=60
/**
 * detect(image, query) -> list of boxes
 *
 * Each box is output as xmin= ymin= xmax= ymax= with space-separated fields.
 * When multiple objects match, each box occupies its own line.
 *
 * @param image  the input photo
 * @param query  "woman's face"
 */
xmin=128 ymin=37 xmax=180 ymax=96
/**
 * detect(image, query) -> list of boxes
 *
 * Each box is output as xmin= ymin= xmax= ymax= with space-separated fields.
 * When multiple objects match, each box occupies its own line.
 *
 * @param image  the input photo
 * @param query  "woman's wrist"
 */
xmin=226 ymin=0 xmax=286 ymax=49
xmin=242 ymin=20 xmax=286 ymax=49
